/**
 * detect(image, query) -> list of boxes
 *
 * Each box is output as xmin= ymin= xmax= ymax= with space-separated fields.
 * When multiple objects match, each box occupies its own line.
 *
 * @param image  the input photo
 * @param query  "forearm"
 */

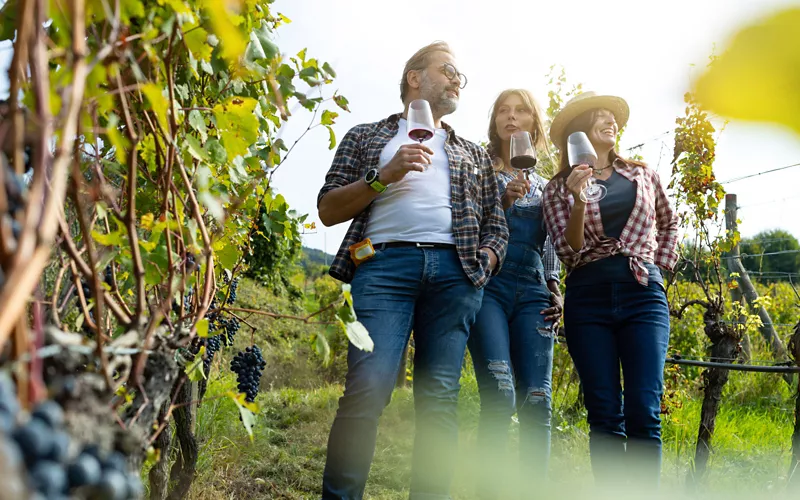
xmin=546 ymin=279 xmax=561 ymax=296
xmin=564 ymin=201 xmax=587 ymax=252
xmin=318 ymin=180 xmax=380 ymax=227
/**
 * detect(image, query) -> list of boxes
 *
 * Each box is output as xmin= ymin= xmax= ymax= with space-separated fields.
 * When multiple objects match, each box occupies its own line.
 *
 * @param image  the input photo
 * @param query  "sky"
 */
xmin=2 ymin=0 xmax=800 ymax=257
xmin=267 ymin=0 xmax=800 ymax=256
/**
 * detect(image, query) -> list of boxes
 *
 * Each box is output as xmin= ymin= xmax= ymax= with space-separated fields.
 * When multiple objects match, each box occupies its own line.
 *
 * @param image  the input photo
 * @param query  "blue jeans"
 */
xmin=563 ymin=281 xmax=670 ymax=488
xmin=322 ymin=246 xmax=484 ymax=500
xmin=468 ymin=260 xmax=554 ymax=497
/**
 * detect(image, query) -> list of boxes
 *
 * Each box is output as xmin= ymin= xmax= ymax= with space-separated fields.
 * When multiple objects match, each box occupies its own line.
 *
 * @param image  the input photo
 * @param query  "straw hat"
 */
xmin=549 ymin=91 xmax=629 ymax=147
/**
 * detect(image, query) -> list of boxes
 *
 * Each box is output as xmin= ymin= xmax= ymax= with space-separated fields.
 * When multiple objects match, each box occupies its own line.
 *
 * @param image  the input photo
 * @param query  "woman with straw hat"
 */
xmin=542 ymin=92 xmax=679 ymax=488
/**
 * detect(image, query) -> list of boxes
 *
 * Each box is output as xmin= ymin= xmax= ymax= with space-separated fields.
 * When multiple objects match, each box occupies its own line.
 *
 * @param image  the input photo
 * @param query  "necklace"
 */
xmin=592 ymin=164 xmax=613 ymax=175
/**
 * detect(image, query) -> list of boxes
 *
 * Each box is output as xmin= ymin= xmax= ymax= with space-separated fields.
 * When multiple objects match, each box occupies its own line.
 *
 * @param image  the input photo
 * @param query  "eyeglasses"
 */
xmin=439 ymin=63 xmax=467 ymax=89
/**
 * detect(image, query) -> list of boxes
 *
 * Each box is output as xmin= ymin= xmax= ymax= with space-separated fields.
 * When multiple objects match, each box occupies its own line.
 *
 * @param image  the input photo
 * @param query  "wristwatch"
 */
xmin=364 ymin=168 xmax=387 ymax=193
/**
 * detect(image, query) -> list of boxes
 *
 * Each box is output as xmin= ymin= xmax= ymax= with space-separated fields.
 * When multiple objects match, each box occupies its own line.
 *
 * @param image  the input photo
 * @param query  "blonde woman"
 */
xmin=468 ymin=89 xmax=562 ymax=496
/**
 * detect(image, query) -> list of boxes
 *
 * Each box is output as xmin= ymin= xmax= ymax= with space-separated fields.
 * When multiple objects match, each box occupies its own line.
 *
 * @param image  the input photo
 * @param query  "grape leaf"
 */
xmin=693 ymin=8 xmax=800 ymax=135
xmin=245 ymin=20 xmax=279 ymax=64
xmin=196 ymin=318 xmax=210 ymax=338
xmin=142 ymin=84 xmax=169 ymax=132
xmin=184 ymin=26 xmax=213 ymax=62
xmin=203 ymin=0 xmax=246 ymax=64
xmin=185 ymin=346 xmax=206 ymax=382
xmin=213 ymin=97 xmax=259 ymax=161
xmin=188 ymin=110 xmax=208 ymax=143
xmin=228 ymin=392 xmax=258 ymax=440
xmin=335 ymin=284 xmax=373 ymax=352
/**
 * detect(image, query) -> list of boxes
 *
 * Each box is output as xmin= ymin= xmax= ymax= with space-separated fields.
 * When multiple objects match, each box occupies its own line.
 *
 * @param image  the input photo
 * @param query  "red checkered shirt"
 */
xmin=317 ymin=113 xmax=508 ymax=288
xmin=542 ymin=158 xmax=679 ymax=286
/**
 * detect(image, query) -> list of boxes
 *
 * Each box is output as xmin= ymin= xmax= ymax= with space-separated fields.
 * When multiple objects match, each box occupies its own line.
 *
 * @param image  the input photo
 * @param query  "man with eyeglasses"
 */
xmin=317 ymin=41 xmax=508 ymax=499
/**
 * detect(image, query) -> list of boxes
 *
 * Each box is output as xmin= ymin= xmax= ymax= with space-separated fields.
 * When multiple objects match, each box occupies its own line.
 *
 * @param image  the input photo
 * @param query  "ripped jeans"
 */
xmin=468 ymin=260 xmax=555 ymax=497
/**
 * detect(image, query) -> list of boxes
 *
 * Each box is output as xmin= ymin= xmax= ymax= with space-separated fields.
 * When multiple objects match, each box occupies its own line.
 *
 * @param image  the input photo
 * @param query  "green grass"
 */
xmin=185 ymin=368 xmax=797 ymax=499
xmin=180 ymin=277 xmax=799 ymax=499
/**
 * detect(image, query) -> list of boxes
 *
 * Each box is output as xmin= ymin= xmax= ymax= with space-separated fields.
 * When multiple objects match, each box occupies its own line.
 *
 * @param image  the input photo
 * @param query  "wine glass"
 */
xmin=567 ymin=131 xmax=607 ymax=202
xmin=407 ymin=99 xmax=435 ymax=143
xmin=509 ymin=131 xmax=538 ymax=207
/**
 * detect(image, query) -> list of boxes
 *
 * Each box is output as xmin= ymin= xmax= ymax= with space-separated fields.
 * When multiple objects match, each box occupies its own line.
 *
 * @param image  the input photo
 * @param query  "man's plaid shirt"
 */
xmin=542 ymin=158 xmax=679 ymax=285
xmin=317 ymin=113 xmax=508 ymax=288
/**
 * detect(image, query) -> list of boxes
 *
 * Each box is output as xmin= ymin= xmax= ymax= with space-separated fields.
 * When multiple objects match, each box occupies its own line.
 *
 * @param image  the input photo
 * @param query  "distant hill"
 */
xmin=299 ymin=246 xmax=335 ymax=273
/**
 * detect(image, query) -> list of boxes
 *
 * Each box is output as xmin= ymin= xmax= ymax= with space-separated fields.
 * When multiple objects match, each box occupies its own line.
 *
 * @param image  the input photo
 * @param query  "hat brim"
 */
xmin=549 ymin=95 xmax=630 ymax=148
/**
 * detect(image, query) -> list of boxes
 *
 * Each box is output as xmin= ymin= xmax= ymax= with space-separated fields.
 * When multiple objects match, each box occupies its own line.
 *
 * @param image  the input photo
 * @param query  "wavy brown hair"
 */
xmin=487 ymin=89 xmax=548 ymax=171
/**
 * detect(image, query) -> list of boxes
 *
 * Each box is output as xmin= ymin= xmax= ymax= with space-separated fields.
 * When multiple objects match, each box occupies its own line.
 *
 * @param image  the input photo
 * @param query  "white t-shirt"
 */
xmin=364 ymin=118 xmax=455 ymax=245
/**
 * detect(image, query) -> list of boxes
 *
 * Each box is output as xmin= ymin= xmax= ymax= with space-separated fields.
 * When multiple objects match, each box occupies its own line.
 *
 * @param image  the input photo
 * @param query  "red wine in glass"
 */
xmin=510 ymin=155 xmax=536 ymax=170
xmin=509 ymin=131 xmax=538 ymax=207
xmin=408 ymin=128 xmax=434 ymax=142
xmin=407 ymin=99 xmax=435 ymax=144
xmin=567 ymin=132 xmax=607 ymax=202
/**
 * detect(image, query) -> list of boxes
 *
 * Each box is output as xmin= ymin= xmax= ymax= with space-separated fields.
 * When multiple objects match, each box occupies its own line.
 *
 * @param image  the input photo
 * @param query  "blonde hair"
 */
xmin=487 ymin=89 xmax=549 ymax=172
xmin=400 ymin=41 xmax=454 ymax=102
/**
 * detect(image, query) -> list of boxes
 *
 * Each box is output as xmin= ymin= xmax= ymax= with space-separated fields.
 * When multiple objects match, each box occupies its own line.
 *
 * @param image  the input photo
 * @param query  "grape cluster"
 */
xmin=80 ymin=280 xmax=93 ymax=300
xmin=230 ymin=346 xmax=266 ymax=403
xmin=0 ymin=374 xmax=142 ymax=499
xmin=218 ymin=317 xmax=240 ymax=347
xmin=226 ymin=277 xmax=239 ymax=305
xmin=206 ymin=299 xmax=219 ymax=329
xmin=184 ymin=253 xmax=197 ymax=274
xmin=182 ymin=288 xmax=194 ymax=314
xmin=203 ymin=335 xmax=222 ymax=374
xmin=103 ymin=266 xmax=114 ymax=289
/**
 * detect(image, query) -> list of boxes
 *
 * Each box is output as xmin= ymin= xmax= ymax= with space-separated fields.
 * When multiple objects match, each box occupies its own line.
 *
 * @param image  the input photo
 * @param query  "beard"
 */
xmin=419 ymin=73 xmax=458 ymax=117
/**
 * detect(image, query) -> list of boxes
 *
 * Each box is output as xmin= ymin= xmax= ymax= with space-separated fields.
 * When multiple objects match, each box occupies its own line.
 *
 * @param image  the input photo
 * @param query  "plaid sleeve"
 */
xmin=651 ymin=170 xmax=679 ymax=270
xmin=543 ymin=235 xmax=561 ymax=282
xmin=477 ymin=147 xmax=508 ymax=274
xmin=496 ymin=170 xmax=511 ymax=198
xmin=317 ymin=126 xmax=364 ymax=207
xmin=543 ymin=180 xmax=584 ymax=269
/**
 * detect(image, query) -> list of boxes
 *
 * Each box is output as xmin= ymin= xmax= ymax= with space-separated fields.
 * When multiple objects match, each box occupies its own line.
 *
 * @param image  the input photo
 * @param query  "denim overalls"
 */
xmin=468 ymin=176 xmax=556 ymax=494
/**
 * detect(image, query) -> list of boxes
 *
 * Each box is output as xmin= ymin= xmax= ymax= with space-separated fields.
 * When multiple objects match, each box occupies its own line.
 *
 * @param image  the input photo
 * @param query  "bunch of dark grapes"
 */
xmin=226 ymin=277 xmax=239 ymax=305
xmin=219 ymin=316 xmax=240 ymax=347
xmin=80 ymin=280 xmax=92 ymax=300
xmin=184 ymin=253 xmax=197 ymax=274
xmin=182 ymin=288 xmax=194 ymax=314
xmin=103 ymin=265 xmax=114 ymax=289
xmin=0 ymin=374 xmax=142 ymax=499
xmin=203 ymin=335 xmax=222 ymax=374
xmin=230 ymin=346 xmax=266 ymax=403
xmin=206 ymin=299 xmax=219 ymax=330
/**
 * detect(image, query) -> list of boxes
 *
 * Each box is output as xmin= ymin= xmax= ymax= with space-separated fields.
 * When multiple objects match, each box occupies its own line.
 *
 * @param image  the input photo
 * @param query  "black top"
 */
xmin=597 ymin=169 xmax=636 ymax=239
xmin=567 ymin=170 xmax=663 ymax=287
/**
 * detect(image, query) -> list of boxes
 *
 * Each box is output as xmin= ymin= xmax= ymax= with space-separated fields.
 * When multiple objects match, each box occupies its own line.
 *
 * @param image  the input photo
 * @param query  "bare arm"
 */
xmin=318 ymin=142 xmax=433 ymax=227
xmin=318 ymin=181 xmax=382 ymax=227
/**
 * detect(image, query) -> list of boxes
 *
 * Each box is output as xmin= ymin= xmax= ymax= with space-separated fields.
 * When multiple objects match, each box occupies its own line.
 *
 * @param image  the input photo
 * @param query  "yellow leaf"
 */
xmin=196 ymin=318 xmax=210 ymax=338
xmin=139 ymin=240 xmax=157 ymax=252
xmin=185 ymin=346 xmax=207 ymax=382
xmin=693 ymin=8 xmax=800 ymax=135
xmin=213 ymin=96 xmax=259 ymax=160
xmin=142 ymin=84 xmax=169 ymax=133
xmin=184 ymin=26 xmax=213 ymax=62
xmin=141 ymin=213 xmax=155 ymax=230
xmin=203 ymin=0 xmax=246 ymax=64
xmin=228 ymin=391 xmax=258 ymax=440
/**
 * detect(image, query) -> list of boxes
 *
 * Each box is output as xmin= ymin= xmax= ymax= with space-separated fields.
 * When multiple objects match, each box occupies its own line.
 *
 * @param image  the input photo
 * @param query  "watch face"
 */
xmin=365 ymin=169 xmax=377 ymax=183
